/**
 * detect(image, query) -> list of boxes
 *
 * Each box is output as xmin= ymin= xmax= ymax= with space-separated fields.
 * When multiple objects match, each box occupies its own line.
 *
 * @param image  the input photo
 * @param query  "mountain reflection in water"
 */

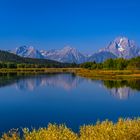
xmin=0 ymin=73 xmax=140 ymax=100
xmin=1 ymin=73 xmax=140 ymax=133
xmin=14 ymin=74 xmax=85 ymax=91
xmin=103 ymin=80 xmax=140 ymax=100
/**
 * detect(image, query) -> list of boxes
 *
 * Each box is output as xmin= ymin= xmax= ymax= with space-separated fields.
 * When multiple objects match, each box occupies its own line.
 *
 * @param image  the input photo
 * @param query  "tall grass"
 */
xmin=0 ymin=68 xmax=140 ymax=80
xmin=76 ymin=69 xmax=140 ymax=80
xmin=1 ymin=119 xmax=140 ymax=140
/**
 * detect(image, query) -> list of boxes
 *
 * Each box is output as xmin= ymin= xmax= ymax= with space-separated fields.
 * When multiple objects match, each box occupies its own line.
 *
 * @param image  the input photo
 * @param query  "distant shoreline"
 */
xmin=0 ymin=68 xmax=140 ymax=80
xmin=76 ymin=69 xmax=140 ymax=80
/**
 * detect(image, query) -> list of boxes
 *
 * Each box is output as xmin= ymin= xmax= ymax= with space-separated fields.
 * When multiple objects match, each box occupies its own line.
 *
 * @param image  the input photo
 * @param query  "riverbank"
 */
xmin=0 ymin=68 xmax=140 ymax=80
xmin=76 ymin=69 xmax=140 ymax=80
xmin=2 ymin=119 xmax=140 ymax=140
xmin=0 ymin=68 xmax=79 ymax=73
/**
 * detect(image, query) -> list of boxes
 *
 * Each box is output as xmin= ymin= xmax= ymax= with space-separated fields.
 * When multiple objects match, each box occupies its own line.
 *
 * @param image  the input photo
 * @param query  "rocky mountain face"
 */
xmin=40 ymin=46 xmax=86 ymax=64
xmin=12 ymin=46 xmax=87 ymax=64
xmin=13 ymin=46 xmax=43 ymax=59
xmin=99 ymin=37 xmax=140 ymax=59
xmin=88 ymin=51 xmax=117 ymax=63
xmin=10 ymin=37 xmax=140 ymax=63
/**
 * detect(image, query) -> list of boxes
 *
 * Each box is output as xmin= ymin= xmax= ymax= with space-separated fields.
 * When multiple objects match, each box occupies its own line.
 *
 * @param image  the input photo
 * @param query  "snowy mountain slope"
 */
xmin=99 ymin=37 xmax=140 ymax=59
xmin=9 ymin=37 xmax=140 ymax=63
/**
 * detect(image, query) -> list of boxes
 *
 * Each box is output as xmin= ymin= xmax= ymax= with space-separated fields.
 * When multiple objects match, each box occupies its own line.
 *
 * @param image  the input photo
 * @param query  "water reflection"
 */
xmin=1 ymin=73 xmax=140 ymax=133
xmin=103 ymin=80 xmax=140 ymax=100
xmin=14 ymin=74 xmax=85 ymax=91
xmin=107 ymin=87 xmax=135 ymax=100
xmin=0 ymin=73 xmax=140 ymax=100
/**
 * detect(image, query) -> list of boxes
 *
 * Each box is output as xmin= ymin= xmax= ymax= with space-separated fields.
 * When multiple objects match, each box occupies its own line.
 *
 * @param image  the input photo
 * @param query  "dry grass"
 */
xmin=75 ymin=69 xmax=140 ymax=80
xmin=1 ymin=68 xmax=140 ymax=80
xmin=0 ymin=68 xmax=80 ymax=74
xmin=1 ymin=119 xmax=140 ymax=140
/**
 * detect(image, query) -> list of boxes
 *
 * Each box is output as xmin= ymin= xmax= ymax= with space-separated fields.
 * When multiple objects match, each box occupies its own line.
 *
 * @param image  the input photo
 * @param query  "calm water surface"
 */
xmin=0 ymin=73 xmax=140 ymax=133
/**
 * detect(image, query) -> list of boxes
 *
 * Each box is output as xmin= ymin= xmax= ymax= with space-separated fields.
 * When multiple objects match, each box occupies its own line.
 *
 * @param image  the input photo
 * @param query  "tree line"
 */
xmin=0 ymin=62 xmax=78 ymax=69
xmin=1 ymin=49 xmax=140 ymax=69
xmin=80 ymin=57 xmax=140 ymax=70
xmin=1 ymin=56 xmax=140 ymax=69
xmin=0 ymin=50 xmax=78 ymax=68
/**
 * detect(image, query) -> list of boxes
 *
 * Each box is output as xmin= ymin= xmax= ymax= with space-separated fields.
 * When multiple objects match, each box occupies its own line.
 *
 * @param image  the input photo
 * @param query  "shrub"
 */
xmin=2 ymin=119 xmax=140 ymax=140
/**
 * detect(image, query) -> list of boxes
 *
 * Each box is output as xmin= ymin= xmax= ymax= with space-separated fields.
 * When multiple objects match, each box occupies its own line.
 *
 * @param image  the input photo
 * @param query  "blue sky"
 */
xmin=0 ymin=0 xmax=140 ymax=53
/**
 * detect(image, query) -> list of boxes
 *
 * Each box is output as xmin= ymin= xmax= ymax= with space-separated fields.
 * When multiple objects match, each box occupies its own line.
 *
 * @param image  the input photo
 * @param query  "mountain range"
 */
xmin=0 ymin=49 xmax=69 ymax=67
xmin=9 ymin=37 xmax=140 ymax=64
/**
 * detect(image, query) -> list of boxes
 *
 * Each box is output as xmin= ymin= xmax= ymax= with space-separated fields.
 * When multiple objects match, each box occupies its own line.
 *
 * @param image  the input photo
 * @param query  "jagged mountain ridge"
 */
xmin=0 ymin=49 xmax=68 ymax=67
xmin=11 ymin=46 xmax=87 ymax=64
xmin=99 ymin=37 xmax=140 ymax=59
xmin=10 ymin=37 xmax=140 ymax=63
xmin=88 ymin=51 xmax=117 ymax=63
xmin=40 ymin=46 xmax=86 ymax=63
xmin=14 ymin=46 xmax=43 ymax=59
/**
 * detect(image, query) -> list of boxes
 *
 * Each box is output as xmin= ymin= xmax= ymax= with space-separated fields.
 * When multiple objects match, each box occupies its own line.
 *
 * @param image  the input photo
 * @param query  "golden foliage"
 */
xmin=1 ymin=119 xmax=140 ymax=140
xmin=22 ymin=124 xmax=78 ymax=140
xmin=80 ymin=118 xmax=140 ymax=140
xmin=1 ymin=129 xmax=20 ymax=140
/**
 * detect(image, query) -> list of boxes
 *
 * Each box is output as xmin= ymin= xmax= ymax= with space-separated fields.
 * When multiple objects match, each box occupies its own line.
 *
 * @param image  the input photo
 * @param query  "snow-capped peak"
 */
xmin=63 ymin=46 xmax=73 ymax=50
xmin=15 ymin=46 xmax=43 ymax=59
xmin=118 ymin=37 xmax=126 ymax=52
xmin=39 ymin=46 xmax=86 ymax=63
xmin=62 ymin=46 xmax=77 ymax=52
xmin=100 ymin=36 xmax=140 ymax=59
xmin=9 ymin=36 xmax=140 ymax=63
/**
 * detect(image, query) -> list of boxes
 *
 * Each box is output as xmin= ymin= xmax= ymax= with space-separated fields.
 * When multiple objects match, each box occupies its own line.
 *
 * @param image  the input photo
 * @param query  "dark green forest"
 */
xmin=80 ymin=57 xmax=140 ymax=70
xmin=0 ymin=50 xmax=77 ymax=68
xmin=103 ymin=80 xmax=140 ymax=90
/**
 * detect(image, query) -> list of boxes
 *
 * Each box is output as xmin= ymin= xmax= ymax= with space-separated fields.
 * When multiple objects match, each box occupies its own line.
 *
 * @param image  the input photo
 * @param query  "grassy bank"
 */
xmin=0 ymin=68 xmax=80 ymax=74
xmin=75 ymin=69 xmax=140 ymax=80
xmin=1 ymin=68 xmax=140 ymax=80
xmin=2 ymin=119 xmax=140 ymax=140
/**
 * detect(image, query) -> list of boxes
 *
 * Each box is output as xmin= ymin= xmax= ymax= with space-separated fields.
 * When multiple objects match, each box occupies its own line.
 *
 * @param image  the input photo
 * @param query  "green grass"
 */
xmin=2 ymin=119 xmax=140 ymax=140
